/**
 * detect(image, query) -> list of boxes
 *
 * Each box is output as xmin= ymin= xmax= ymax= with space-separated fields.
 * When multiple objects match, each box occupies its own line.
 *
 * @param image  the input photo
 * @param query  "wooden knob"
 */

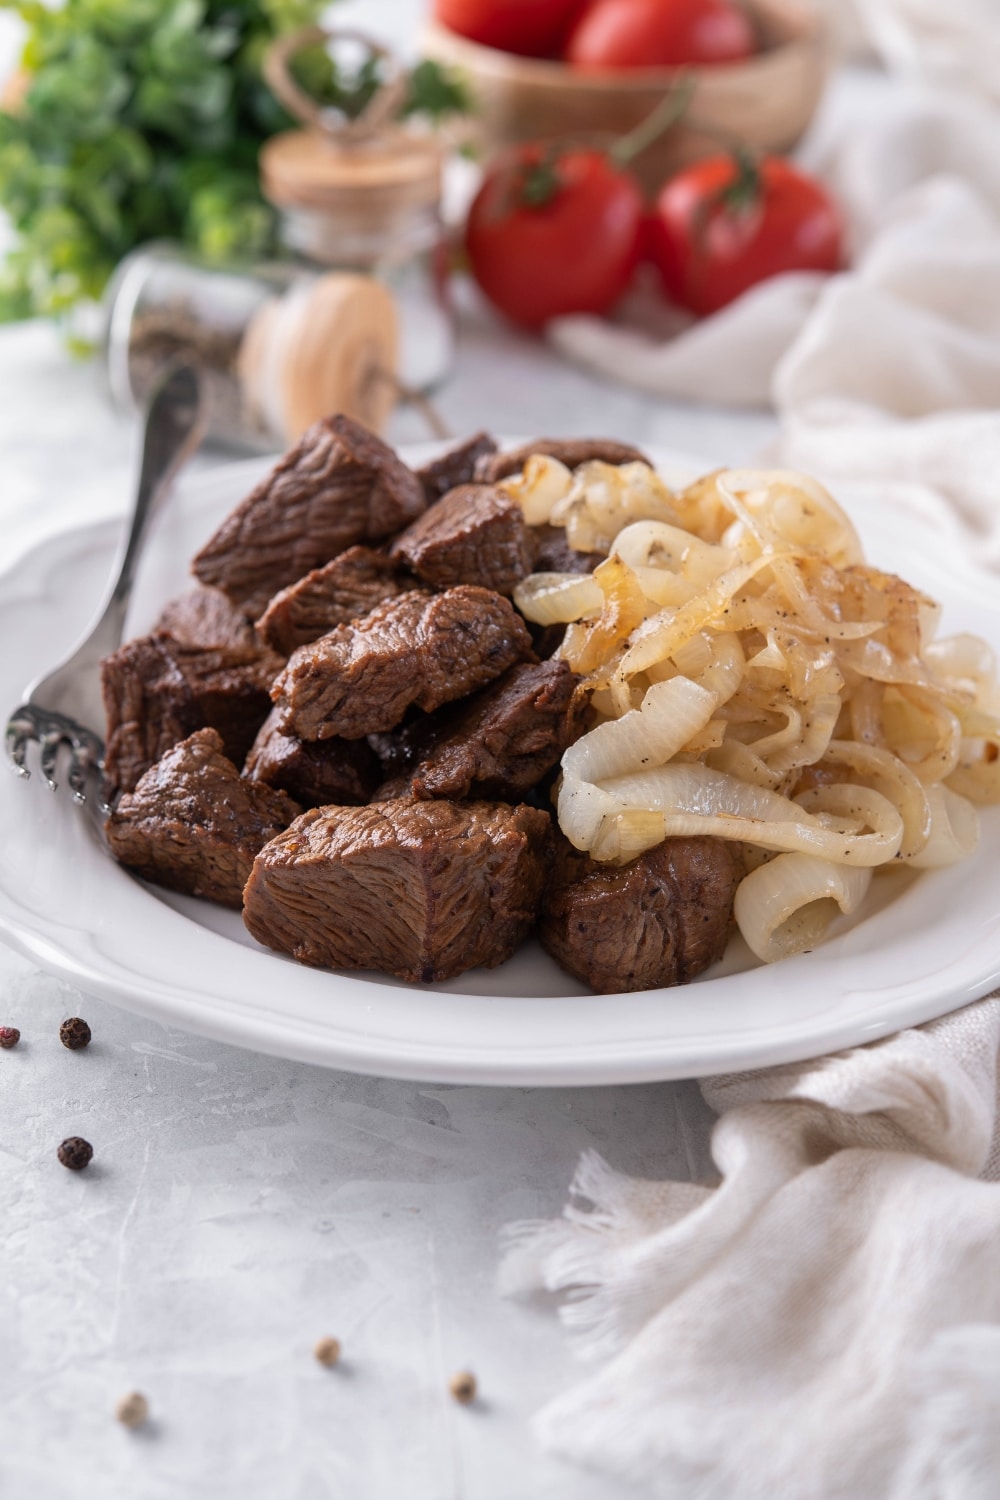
xmin=263 ymin=26 xmax=408 ymax=145
xmin=239 ymin=273 xmax=398 ymax=442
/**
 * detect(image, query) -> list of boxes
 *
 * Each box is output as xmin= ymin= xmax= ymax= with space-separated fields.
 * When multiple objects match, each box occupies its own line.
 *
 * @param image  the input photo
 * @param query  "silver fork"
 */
xmin=5 ymin=363 xmax=205 ymax=804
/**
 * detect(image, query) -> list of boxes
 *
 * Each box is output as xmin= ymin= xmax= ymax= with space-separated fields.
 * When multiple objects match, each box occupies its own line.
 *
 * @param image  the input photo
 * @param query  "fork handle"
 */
xmin=89 ymin=364 xmax=206 ymax=656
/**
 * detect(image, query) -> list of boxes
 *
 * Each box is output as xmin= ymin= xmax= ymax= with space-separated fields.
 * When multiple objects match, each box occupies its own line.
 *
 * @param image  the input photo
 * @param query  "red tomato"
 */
xmin=465 ymin=146 xmax=644 ymax=328
xmin=435 ymin=0 xmax=587 ymax=57
xmin=565 ymin=0 xmax=754 ymax=68
xmin=648 ymin=154 xmax=842 ymax=316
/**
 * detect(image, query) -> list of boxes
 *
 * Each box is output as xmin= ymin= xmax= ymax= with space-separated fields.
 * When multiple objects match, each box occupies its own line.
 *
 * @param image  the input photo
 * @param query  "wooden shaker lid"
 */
xmin=260 ymin=126 xmax=443 ymax=220
xmin=260 ymin=26 xmax=444 ymax=243
xmin=239 ymin=272 xmax=398 ymax=442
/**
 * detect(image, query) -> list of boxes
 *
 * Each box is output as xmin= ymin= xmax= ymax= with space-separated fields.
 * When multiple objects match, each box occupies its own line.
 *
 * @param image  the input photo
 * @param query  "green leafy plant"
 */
xmin=0 ymin=0 xmax=469 ymax=322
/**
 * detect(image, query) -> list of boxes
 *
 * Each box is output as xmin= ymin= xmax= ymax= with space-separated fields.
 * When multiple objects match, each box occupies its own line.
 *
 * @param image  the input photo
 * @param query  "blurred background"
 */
xmin=0 ymin=0 xmax=874 ymax=450
xmin=1 ymin=0 xmax=996 ymax=537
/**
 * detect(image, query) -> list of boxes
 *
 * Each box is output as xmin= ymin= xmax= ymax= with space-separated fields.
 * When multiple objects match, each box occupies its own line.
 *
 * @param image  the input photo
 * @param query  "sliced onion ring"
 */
xmin=558 ymin=762 xmax=903 ymax=866
xmin=562 ymin=676 xmax=716 ymax=787
xmin=513 ymin=572 xmax=602 ymax=625
xmin=734 ymin=854 xmax=873 ymax=963
xmin=906 ymin=784 xmax=979 ymax=868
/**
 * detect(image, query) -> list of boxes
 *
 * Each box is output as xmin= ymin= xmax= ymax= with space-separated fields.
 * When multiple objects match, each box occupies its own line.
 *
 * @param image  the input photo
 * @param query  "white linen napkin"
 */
xmin=802 ymin=0 xmax=1000 ymax=93
xmin=845 ymin=0 xmax=1000 ymax=102
xmin=502 ymin=998 xmax=1000 ymax=1499
xmin=515 ymin=63 xmax=1000 ymax=1500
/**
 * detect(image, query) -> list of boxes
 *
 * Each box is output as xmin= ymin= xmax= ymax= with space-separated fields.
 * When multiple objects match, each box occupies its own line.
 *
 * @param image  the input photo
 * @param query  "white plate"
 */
xmin=1 ymin=451 xmax=999 ymax=1085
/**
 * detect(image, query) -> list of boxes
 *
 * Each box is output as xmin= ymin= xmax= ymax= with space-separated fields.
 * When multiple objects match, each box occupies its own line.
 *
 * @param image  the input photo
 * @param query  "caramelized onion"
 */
xmin=907 ymin=785 xmax=979 ymax=868
xmin=500 ymin=454 xmax=572 ymax=524
xmin=734 ymin=855 xmax=873 ymax=963
xmin=513 ymin=572 xmax=602 ymax=625
xmin=558 ymin=762 xmax=903 ymax=867
xmin=522 ymin=460 xmax=1000 ymax=955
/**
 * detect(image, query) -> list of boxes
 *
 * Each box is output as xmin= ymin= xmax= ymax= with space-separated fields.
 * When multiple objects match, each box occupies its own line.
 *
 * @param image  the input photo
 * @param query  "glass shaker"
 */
xmin=103 ymin=245 xmax=399 ymax=450
xmin=260 ymin=26 xmax=456 ymax=395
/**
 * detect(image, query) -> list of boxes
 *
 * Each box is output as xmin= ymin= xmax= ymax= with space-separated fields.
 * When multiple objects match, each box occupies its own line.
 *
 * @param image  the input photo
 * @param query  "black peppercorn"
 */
xmin=449 ymin=1370 xmax=477 ymax=1404
xmin=0 ymin=1026 xmax=20 ymax=1049
xmin=314 ymin=1336 xmax=341 ymax=1367
xmin=115 ymin=1391 xmax=150 ymax=1429
xmin=60 ymin=1018 xmax=92 ymax=1050
xmin=57 ymin=1137 xmax=93 ymax=1171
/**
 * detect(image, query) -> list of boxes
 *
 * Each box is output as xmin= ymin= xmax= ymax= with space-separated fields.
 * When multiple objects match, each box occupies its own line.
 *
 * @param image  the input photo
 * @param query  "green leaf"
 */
xmin=0 ymin=0 xmax=465 ymax=328
xmin=402 ymin=59 xmax=472 ymax=123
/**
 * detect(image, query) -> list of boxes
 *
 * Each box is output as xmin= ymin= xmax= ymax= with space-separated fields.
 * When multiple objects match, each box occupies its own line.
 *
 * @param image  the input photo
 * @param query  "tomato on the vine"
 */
xmin=565 ymin=0 xmax=755 ymax=69
xmin=647 ymin=154 xmax=843 ymax=316
xmin=434 ymin=0 xmax=587 ymax=57
xmin=465 ymin=145 xmax=645 ymax=328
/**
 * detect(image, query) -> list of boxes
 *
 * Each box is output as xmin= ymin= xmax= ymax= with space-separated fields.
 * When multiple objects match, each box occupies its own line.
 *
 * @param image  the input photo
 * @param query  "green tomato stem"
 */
xmin=608 ymin=75 xmax=696 ymax=171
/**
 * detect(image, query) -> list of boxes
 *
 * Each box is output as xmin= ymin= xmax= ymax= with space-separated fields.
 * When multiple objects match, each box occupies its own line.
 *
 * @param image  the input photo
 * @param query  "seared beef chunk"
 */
xmin=476 ymin=438 xmax=650 ymax=484
xmin=416 ymin=432 xmax=497 ymax=503
xmin=192 ymin=414 xmax=425 ymax=619
xmin=154 ymin=587 xmax=261 ymax=650
xmin=244 ymin=707 xmax=379 ymax=808
xmin=531 ymin=524 xmax=607 ymax=576
xmin=390 ymin=484 xmax=535 ymax=596
xmin=101 ymin=634 xmax=281 ymax=801
xmin=366 ymin=712 xmax=428 ymax=782
xmin=106 ymin=729 xmax=300 ymax=909
xmin=540 ymin=835 xmax=743 ymax=993
xmin=255 ymin=547 xmax=407 ymax=657
xmin=273 ymin=586 xmax=534 ymax=741
xmin=376 ymin=661 xmax=586 ymax=802
xmin=243 ymin=797 xmax=552 ymax=983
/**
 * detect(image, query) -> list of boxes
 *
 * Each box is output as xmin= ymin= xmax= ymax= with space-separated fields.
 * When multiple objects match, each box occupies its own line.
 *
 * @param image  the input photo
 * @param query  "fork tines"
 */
xmin=5 ymin=704 xmax=105 ymax=803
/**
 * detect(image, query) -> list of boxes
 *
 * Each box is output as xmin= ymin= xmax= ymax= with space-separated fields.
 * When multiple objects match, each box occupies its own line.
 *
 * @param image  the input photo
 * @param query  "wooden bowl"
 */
xmin=423 ymin=0 xmax=827 ymax=194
